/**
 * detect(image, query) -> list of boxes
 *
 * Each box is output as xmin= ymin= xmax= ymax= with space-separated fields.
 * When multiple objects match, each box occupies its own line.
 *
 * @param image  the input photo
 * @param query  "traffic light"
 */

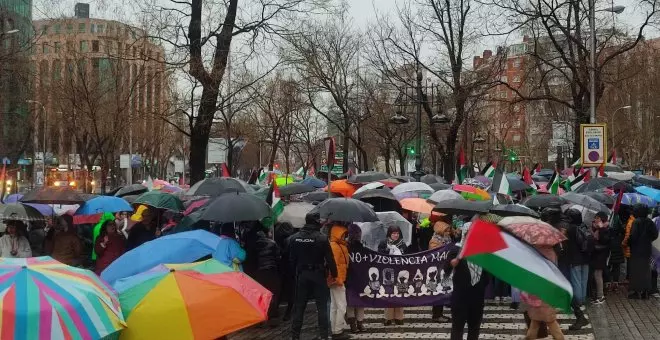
xmin=408 ymin=147 xmax=415 ymax=155
xmin=508 ymin=149 xmax=518 ymax=162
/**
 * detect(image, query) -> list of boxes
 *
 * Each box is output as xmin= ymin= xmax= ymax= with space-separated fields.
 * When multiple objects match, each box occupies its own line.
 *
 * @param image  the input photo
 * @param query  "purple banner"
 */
xmin=346 ymin=244 xmax=457 ymax=308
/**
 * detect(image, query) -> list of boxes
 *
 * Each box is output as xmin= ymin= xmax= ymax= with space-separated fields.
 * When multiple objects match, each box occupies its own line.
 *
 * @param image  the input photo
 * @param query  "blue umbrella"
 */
xmin=635 ymin=186 xmax=660 ymax=202
xmin=302 ymin=176 xmax=327 ymax=188
xmin=3 ymin=193 xmax=22 ymax=203
xmin=3 ymin=194 xmax=55 ymax=215
xmin=100 ymin=230 xmax=221 ymax=285
xmin=621 ymin=193 xmax=658 ymax=207
xmin=75 ymin=196 xmax=133 ymax=215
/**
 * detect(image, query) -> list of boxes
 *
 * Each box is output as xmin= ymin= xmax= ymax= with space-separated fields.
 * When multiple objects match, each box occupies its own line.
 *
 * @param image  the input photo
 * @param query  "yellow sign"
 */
xmin=580 ymin=124 xmax=607 ymax=167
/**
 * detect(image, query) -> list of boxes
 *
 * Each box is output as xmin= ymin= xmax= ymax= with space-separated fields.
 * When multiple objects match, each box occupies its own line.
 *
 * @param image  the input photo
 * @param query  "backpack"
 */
xmin=575 ymin=224 xmax=595 ymax=253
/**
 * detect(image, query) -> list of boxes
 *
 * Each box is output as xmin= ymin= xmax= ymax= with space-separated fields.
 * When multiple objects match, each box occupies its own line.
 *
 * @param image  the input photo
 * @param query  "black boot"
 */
xmin=356 ymin=320 xmax=365 ymax=333
xmin=569 ymin=316 xmax=589 ymax=331
xmin=348 ymin=317 xmax=358 ymax=333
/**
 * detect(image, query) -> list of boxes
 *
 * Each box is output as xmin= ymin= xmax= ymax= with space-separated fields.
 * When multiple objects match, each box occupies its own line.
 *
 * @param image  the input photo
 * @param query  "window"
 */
xmin=97 ymin=24 xmax=104 ymax=33
xmin=80 ymin=40 xmax=88 ymax=52
xmin=66 ymin=24 xmax=73 ymax=33
xmin=42 ymin=42 xmax=49 ymax=54
xmin=513 ymin=120 xmax=521 ymax=128
xmin=78 ymin=23 xmax=86 ymax=33
xmin=54 ymin=42 xmax=61 ymax=53
xmin=54 ymin=24 xmax=61 ymax=34
xmin=513 ymin=134 xmax=521 ymax=142
xmin=513 ymin=75 xmax=521 ymax=83
xmin=513 ymin=104 xmax=521 ymax=112
xmin=499 ymin=92 xmax=507 ymax=99
xmin=66 ymin=40 xmax=74 ymax=52
xmin=500 ymin=75 xmax=507 ymax=83
xmin=92 ymin=40 xmax=99 ymax=52
xmin=41 ymin=25 xmax=49 ymax=34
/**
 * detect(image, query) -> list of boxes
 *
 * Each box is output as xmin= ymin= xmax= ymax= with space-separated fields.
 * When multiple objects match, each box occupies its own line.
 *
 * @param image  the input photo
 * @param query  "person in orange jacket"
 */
xmin=328 ymin=222 xmax=351 ymax=340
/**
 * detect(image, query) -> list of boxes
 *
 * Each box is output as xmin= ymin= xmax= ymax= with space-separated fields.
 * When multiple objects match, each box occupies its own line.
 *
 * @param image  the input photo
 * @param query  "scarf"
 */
xmin=622 ymin=215 xmax=635 ymax=258
xmin=388 ymin=236 xmax=405 ymax=251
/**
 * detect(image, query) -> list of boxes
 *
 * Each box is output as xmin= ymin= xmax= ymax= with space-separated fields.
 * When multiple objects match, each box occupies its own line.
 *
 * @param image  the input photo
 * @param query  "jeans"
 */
xmin=511 ymin=287 xmax=521 ymax=303
xmin=570 ymin=265 xmax=589 ymax=305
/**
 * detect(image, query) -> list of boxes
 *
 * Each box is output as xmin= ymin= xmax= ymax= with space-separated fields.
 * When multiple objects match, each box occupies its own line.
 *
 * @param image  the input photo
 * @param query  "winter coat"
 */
xmin=590 ymin=223 xmax=611 ymax=270
xmin=565 ymin=209 xmax=589 ymax=266
xmin=214 ymin=236 xmax=246 ymax=270
xmin=378 ymin=225 xmax=407 ymax=255
xmin=47 ymin=230 xmax=82 ymax=266
xmin=627 ymin=206 xmax=659 ymax=259
xmin=125 ymin=223 xmax=157 ymax=251
xmin=328 ymin=224 xmax=349 ymax=285
xmin=244 ymin=231 xmax=279 ymax=275
xmin=608 ymin=216 xmax=626 ymax=265
xmin=429 ymin=221 xmax=452 ymax=250
xmin=94 ymin=232 xmax=126 ymax=275
xmin=0 ymin=234 xmax=32 ymax=258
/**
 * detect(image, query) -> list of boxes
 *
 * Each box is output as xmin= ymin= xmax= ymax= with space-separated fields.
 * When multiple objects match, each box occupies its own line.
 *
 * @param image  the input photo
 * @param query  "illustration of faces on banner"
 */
xmin=360 ymin=266 xmax=453 ymax=299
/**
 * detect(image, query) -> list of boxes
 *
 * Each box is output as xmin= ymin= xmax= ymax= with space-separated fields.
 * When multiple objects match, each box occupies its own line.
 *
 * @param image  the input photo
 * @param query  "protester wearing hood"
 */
xmin=0 ymin=220 xmax=32 ymax=258
xmin=242 ymin=222 xmax=281 ymax=322
xmin=626 ymin=204 xmax=659 ymax=299
xmin=213 ymin=223 xmax=246 ymax=270
xmin=590 ymin=211 xmax=611 ymax=304
xmin=346 ymin=224 xmax=366 ymax=334
xmin=607 ymin=206 xmax=628 ymax=292
xmin=378 ymin=225 xmax=407 ymax=326
xmin=126 ymin=206 xmax=159 ymax=251
xmin=289 ymin=211 xmax=337 ymax=340
xmin=328 ymin=222 xmax=350 ymax=340
xmin=564 ymin=208 xmax=591 ymax=306
xmin=273 ymin=222 xmax=296 ymax=321
xmin=46 ymin=215 xmax=82 ymax=266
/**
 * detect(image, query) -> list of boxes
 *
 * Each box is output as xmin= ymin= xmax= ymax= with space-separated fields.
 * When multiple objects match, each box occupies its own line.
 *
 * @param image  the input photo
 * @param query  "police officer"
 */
xmin=289 ymin=211 xmax=338 ymax=340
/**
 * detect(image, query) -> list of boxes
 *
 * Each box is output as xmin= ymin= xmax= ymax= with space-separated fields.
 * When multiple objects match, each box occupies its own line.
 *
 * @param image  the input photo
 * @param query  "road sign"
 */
xmin=580 ymin=124 xmax=607 ymax=167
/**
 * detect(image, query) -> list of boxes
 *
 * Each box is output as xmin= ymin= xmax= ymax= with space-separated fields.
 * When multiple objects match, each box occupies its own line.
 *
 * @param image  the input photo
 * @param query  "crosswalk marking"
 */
xmin=350 ymin=332 xmax=595 ymax=339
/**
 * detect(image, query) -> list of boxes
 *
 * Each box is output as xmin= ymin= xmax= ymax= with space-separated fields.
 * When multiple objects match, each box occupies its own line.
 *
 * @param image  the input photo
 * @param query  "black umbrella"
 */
xmin=531 ymin=175 xmax=547 ymax=183
xmin=521 ymin=194 xmax=567 ymax=209
xmin=279 ymin=183 xmax=317 ymax=197
xmin=429 ymin=183 xmax=452 ymax=191
xmin=392 ymin=175 xmax=416 ymax=183
xmin=490 ymin=204 xmax=540 ymax=218
xmin=573 ymin=177 xmax=634 ymax=193
xmin=122 ymin=195 xmax=139 ymax=204
xmin=506 ymin=177 xmax=531 ymax=192
xmin=433 ymin=199 xmax=493 ymax=216
xmin=347 ymin=171 xmax=390 ymax=184
xmin=20 ymin=187 xmax=85 ymax=205
xmin=186 ymin=178 xmax=252 ymax=196
xmin=584 ymin=192 xmax=615 ymax=206
xmin=200 ymin=192 xmax=271 ymax=223
xmin=353 ymin=188 xmax=401 ymax=213
xmin=420 ymin=175 xmax=446 ymax=184
xmin=301 ymin=191 xmax=329 ymax=203
xmin=315 ymin=170 xmax=340 ymax=181
xmin=114 ymin=184 xmax=148 ymax=198
xmin=633 ymin=175 xmax=660 ymax=189
xmin=317 ymin=198 xmax=378 ymax=223
xmin=561 ymin=192 xmax=610 ymax=213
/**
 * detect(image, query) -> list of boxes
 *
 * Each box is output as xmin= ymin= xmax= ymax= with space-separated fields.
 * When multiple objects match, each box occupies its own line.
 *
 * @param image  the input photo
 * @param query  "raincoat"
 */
xmin=213 ymin=235 xmax=246 ymax=271
xmin=91 ymin=212 xmax=116 ymax=260
xmin=328 ymin=224 xmax=349 ymax=285
xmin=0 ymin=234 xmax=32 ymax=258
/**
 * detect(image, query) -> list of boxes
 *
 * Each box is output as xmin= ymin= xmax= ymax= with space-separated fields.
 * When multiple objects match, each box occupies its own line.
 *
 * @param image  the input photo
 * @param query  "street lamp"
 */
xmin=610 ymin=105 xmax=631 ymax=150
xmin=26 ymin=100 xmax=47 ymax=188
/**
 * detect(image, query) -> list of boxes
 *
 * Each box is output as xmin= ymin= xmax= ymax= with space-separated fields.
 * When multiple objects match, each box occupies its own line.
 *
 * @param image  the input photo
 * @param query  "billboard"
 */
xmin=207 ymin=138 xmax=228 ymax=164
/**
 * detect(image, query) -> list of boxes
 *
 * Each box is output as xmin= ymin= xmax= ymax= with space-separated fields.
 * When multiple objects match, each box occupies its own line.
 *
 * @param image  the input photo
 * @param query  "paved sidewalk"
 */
xmin=588 ymin=291 xmax=660 ymax=340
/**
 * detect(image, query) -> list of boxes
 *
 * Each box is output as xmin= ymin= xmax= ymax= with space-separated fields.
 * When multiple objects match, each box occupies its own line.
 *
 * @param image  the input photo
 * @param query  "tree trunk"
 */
xmin=342 ymin=132 xmax=350 ymax=173
xmin=444 ymin=139 xmax=456 ymax=181
xmin=384 ymin=145 xmax=391 ymax=174
xmin=360 ymin=149 xmax=369 ymax=171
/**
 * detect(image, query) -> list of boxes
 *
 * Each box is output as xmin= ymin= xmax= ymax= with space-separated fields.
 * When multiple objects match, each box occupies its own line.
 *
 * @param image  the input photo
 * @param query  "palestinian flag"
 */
xmin=265 ymin=178 xmax=284 ymax=222
xmin=571 ymin=157 xmax=582 ymax=168
xmin=598 ymin=162 xmax=606 ymax=177
xmin=608 ymin=149 xmax=617 ymax=165
xmin=460 ymin=220 xmax=573 ymax=311
xmin=482 ymin=161 xmax=497 ymax=178
xmin=547 ymin=170 xmax=561 ymax=194
xmin=531 ymin=163 xmax=542 ymax=175
xmin=456 ymin=147 xmax=468 ymax=184
xmin=521 ymin=167 xmax=538 ymax=195
xmin=491 ymin=170 xmax=512 ymax=196
xmin=569 ymin=170 xmax=591 ymax=191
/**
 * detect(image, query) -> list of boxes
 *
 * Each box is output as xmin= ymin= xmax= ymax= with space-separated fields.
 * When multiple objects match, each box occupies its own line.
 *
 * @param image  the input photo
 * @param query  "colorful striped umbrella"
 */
xmin=453 ymin=184 xmax=491 ymax=201
xmin=0 ymin=257 xmax=125 ymax=340
xmin=621 ymin=193 xmax=658 ymax=207
xmin=115 ymin=259 xmax=271 ymax=340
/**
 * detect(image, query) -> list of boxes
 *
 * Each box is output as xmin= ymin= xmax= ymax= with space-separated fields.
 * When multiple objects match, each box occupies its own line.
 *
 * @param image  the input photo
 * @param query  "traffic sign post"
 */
xmin=580 ymin=124 xmax=607 ymax=167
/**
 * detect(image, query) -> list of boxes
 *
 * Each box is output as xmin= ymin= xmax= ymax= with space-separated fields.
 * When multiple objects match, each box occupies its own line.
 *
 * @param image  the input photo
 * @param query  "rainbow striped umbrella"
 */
xmin=0 ymin=257 xmax=125 ymax=340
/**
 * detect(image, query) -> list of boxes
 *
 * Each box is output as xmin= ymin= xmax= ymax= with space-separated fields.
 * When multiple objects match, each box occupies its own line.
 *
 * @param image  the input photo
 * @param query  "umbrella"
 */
xmin=636 ymin=186 xmax=660 ymax=202
xmin=301 ymin=176 xmax=327 ymax=188
xmin=274 ymin=175 xmax=296 ymax=187
xmin=521 ymin=194 xmax=567 ymax=209
xmin=497 ymin=216 xmax=566 ymax=246
xmin=433 ymin=199 xmax=493 ymax=216
xmin=3 ymin=195 xmax=55 ymax=216
xmin=574 ymin=177 xmax=634 ymax=193
xmin=101 ymin=230 xmax=221 ymax=285
xmin=633 ymin=175 xmax=660 ymax=189
xmin=453 ymin=184 xmax=491 ymax=201
xmin=0 ymin=257 xmax=125 ymax=339
xmin=2 ymin=193 xmax=22 ymax=203
xmin=463 ymin=178 xmax=489 ymax=189
xmin=115 ymin=184 xmax=149 ymax=197
xmin=352 ymin=181 xmax=386 ymax=196
xmin=353 ymin=188 xmax=401 ymax=212
xmin=420 ymin=175 xmax=446 ymax=184
xmin=355 ymin=212 xmax=413 ymax=251
xmin=473 ymin=175 xmax=492 ymax=187
xmin=328 ymin=179 xmax=357 ymax=197
xmin=429 ymin=183 xmax=452 ymax=191
xmin=186 ymin=177 xmax=252 ymax=196
xmin=532 ymin=175 xmax=547 ymax=183
xmin=391 ymin=182 xmax=434 ymax=200
xmin=279 ymin=183 xmax=317 ymax=197
xmin=490 ymin=204 xmax=540 ymax=218
xmin=392 ymin=175 xmax=416 ymax=183
xmin=536 ymin=182 xmax=566 ymax=195
xmin=400 ymin=198 xmax=435 ymax=214
xmin=561 ymin=192 xmax=610 ymax=213
xmin=278 ymin=201 xmax=316 ymax=227
xmin=20 ymin=187 xmax=85 ymax=204
xmin=122 ymin=194 xmax=139 ymax=204
xmin=114 ymin=259 xmax=270 ymax=340
xmin=183 ymin=198 xmax=210 ymax=216
xmin=75 ymin=196 xmax=133 ymax=215
xmin=301 ymin=191 xmax=329 ymax=203
xmin=428 ymin=189 xmax=463 ymax=203
xmin=584 ymin=192 xmax=615 ymax=206
xmin=621 ymin=193 xmax=658 ymax=207
xmin=0 ymin=203 xmax=46 ymax=222
xmin=606 ymin=171 xmax=635 ymax=181
xmin=505 ymin=177 xmax=531 ymax=192
xmin=200 ymin=192 xmax=271 ymax=224
xmin=347 ymin=171 xmax=390 ymax=184
xmin=134 ymin=191 xmax=184 ymax=211
xmin=317 ymin=197 xmax=378 ymax=223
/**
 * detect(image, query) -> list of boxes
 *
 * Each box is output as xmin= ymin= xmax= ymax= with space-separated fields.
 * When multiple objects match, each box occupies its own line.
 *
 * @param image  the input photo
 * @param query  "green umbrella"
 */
xmin=0 ymin=203 xmax=46 ymax=222
xmin=134 ymin=191 xmax=184 ymax=212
